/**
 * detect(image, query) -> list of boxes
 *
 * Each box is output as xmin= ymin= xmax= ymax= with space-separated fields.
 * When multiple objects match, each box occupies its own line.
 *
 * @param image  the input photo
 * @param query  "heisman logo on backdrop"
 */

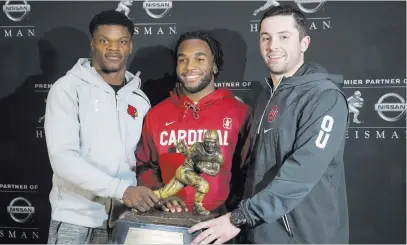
xmin=1 ymin=0 xmax=36 ymax=38
xmin=347 ymin=91 xmax=364 ymax=124
xmin=250 ymin=0 xmax=332 ymax=32
xmin=35 ymin=98 xmax=47 ymax=139
xmin=115 ymin=0 xmax=176 ymax=36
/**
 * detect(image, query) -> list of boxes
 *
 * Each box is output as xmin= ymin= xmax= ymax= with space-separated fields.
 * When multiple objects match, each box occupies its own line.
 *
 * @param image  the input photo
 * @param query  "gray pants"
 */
xmin=47 ymin=220 xmax=109 ymax=244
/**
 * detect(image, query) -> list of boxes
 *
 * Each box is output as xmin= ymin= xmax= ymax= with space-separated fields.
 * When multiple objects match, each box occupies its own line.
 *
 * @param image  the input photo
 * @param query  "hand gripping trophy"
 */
xmin=153 ymin=130 xmax=224 ymax=215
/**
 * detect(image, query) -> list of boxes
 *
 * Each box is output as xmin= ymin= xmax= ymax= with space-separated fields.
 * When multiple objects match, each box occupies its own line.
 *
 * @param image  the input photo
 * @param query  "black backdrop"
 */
xmin=0 ymin=1 xmax=405 ymax=243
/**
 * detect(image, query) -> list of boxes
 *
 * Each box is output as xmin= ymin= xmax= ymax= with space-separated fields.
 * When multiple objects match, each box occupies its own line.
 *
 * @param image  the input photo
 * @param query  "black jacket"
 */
xmin=239 ymin=62 xmax=350 ymax=243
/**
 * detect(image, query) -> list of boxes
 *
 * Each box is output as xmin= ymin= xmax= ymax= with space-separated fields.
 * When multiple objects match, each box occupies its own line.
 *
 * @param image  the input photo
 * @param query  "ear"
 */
xmin=213 ymin=64 xmax=218 ymax=74
xmin=300 ymin=35 xmax=310 ymax=53
xmin=90 ymin=39 xmax=95 ymax=52
xmin=129 ymin=39 xmax=133 ymax=54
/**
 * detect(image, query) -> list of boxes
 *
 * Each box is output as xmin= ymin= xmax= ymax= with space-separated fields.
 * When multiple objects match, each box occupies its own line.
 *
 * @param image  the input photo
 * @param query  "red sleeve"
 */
xmin=135 ymin=112 xmax=164 ymax=190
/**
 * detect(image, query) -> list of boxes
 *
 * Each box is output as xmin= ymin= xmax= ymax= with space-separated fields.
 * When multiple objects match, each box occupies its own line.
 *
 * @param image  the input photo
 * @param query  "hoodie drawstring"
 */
xmin=182 ymin=101 xmax=200 ymax=119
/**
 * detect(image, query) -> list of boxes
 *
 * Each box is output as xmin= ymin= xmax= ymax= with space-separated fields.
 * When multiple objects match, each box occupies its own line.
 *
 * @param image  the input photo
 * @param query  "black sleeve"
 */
xmin=226 ymin=107 xmax=253 ymax=211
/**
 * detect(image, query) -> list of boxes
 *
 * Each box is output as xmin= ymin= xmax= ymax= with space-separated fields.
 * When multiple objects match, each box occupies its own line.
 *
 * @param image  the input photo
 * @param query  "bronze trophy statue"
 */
xmin=110 ymin=130 xmax=224 ymax=244
xmin=152 ymin=129 xmax=224 ymax=215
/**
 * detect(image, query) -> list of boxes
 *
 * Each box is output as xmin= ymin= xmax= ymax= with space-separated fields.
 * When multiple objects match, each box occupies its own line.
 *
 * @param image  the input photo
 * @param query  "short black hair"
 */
xmin=89 ymin=10 xmax=134 ymax=37
xmin=259 ymin=5 xmax=308 ymax=39
xmin=174 ymin=31 xmax=224 ymax=77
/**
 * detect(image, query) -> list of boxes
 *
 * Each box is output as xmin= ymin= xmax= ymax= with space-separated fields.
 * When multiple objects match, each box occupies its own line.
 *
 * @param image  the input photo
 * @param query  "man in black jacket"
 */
xmin=189 ymin=5 xmax=349 ymax=244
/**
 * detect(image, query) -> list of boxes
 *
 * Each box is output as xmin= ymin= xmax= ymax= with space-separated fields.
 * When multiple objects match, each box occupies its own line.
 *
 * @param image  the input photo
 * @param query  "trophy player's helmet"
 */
xmin=204 ymin=130 xmax=219 ymax=142
xmin=203 ymin=130 xmax=219 ymax=154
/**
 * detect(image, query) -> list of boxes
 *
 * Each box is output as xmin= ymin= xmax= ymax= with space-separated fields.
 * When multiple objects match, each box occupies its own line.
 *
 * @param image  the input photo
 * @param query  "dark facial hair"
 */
xmin=179 ymin=72 xmax=213 ymax=94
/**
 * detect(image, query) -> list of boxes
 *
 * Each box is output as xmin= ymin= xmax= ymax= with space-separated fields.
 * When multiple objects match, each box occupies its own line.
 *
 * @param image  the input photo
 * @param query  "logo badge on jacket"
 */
xmin=223 ymin=117 xmax=232 ymax=129
xmin=127 ymin=104 xmax=138 ymax=119
xmin=268 ymin=105 xmax=278 ymax=122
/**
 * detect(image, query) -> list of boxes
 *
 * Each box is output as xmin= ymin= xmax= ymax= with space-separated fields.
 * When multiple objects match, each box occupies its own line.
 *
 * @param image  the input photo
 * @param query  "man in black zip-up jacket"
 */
xmin=189 ymin=5 xmax=349 ymax=244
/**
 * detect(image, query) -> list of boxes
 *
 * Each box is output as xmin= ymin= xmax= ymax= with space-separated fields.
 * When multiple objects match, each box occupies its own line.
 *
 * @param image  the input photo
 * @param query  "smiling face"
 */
xmin=176 ymin=39 xmax=216 ymax=94
xmin=90 ymin=24 xmax=132 ymax=73
xmin=260 ymin=15 xmax=310 ymax=77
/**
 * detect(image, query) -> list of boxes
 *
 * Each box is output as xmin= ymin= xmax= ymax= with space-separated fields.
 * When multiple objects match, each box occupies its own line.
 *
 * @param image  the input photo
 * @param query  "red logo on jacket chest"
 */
xmin=268 ymin=105 xmax=278 ymax=122
xmin=127 ymin=104 xmax=138 ymax=118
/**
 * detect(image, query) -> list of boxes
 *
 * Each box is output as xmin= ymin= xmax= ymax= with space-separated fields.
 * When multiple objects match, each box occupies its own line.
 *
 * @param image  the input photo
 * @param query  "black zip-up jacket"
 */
xmin=239 ymin=62 xmax=349 ymax=243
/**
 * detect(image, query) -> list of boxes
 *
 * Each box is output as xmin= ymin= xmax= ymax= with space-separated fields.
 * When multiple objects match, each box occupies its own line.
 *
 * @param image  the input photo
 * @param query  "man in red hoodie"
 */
xmin=136 ymin=30 xmax=251 ymax=215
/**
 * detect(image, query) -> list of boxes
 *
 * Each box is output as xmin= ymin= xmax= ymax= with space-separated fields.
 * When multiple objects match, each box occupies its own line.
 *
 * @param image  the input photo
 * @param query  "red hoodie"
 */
xmin=136 ymin=88 xmax=251 ymax=212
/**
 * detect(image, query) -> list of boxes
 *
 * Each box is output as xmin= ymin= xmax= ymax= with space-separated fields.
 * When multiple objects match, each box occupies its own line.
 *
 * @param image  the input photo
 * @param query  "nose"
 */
xmin=266 ymin=38 xmax=280 ymax=51
xmin=107 ymin=41 xmax=119 ymax=51
xmin=185 ymin=59 xmax=198 ymax=71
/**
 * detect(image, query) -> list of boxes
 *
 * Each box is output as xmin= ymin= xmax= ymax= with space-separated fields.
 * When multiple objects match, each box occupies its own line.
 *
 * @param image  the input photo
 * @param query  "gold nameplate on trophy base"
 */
xmin=124 ymin=227 xmax=184 ymax=244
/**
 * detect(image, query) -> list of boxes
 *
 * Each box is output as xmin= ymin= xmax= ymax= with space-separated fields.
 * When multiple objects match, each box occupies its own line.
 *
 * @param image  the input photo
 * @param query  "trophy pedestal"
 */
xmin=109 ymin=209 xmax=218 ymax=244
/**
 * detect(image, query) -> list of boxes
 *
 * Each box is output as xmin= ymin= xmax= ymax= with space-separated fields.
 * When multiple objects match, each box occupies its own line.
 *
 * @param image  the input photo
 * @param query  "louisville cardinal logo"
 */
xmin=127 ymin=104 xmax=138 ymax=119
xmin=268 ymin=105 xmax=278 ymax=122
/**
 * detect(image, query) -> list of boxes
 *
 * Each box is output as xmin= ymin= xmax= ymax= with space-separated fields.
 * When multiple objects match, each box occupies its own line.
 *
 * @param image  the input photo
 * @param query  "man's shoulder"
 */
xmin=297 ymin=82 xmax=347 ymax=113
xmin=147 ymin=97 xmax=176 ymax=116
xmin=298 ymin=78 xmax=344 ymax=98
xmin=216 ymin=95 xmax=249 ymax=114
xmin=319 ymin=79 xmax=343 ymax=91
xmin=219 ymin=96 xmax=251 ymax=122
xmin=49 ymin=73 xmax=83 ymax=94
xmin=222 ymin=95 xmax=249 ymax=108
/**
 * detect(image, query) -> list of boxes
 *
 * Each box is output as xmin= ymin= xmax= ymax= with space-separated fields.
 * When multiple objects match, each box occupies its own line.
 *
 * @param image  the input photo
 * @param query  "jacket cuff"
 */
xmin=114 ymin=179 xmax=134 ymax=201
xmin=238 ymin=199 xmax=255 ymax=228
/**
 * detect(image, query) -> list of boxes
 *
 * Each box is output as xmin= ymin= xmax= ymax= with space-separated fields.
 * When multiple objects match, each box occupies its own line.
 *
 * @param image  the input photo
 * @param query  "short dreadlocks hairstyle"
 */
xmin=174 ymin=31 xmax=224 ymax=78
xmin=89 ymin=10 xmax=135 ymax=37
xmin=260 ymin=5 xmax=308 ymax=39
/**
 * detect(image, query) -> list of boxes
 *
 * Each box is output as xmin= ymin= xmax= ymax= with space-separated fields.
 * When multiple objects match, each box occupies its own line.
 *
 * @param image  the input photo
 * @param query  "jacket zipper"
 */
xmin=256 ymin=77 xmax=282 ymax=134
xmin=114 ymin=91 xmax=124 ymax=177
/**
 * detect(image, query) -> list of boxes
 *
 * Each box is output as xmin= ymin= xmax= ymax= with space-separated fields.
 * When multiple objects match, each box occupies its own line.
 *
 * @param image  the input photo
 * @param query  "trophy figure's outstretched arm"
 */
xmin=253 ymin=0 xmax=280 ymax=16
xmin=175 ymin=139 xmax=191 ymax=157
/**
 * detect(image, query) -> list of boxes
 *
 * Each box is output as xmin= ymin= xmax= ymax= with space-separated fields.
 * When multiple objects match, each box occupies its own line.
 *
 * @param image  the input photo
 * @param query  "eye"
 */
xmin=262 ymin=37 xmax=270 ymax=42
xmin=280 ymin=36 xmax=289 ymax=40
xmin=100 ymin=39 xmax=108 ymax=44
xmin=178 ymin=58 xmax=185 ymax=63
xmin=197 ymin=58 xmax=205 ymax=62
xmin=120 ymin=40 xmax=128 ymax=44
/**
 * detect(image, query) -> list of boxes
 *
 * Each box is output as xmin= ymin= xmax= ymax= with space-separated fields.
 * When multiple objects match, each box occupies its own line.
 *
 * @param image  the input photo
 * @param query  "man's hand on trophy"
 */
xmin=158 ymin=196 xmax=188 ymax=213
xmin=122 ymin=186 xmax=159 ymax=212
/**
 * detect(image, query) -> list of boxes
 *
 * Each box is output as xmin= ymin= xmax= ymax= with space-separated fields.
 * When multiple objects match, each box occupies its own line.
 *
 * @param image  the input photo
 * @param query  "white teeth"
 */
xmin=269 ymin=56 xmax=283 ymax=59
xmin=185 ymin=75 xmax=199 ymax=79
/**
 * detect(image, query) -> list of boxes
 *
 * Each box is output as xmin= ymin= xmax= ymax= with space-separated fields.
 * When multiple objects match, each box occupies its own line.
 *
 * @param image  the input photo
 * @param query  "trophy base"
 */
xmin=109 ymin=209 xmax=218 ymax=244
